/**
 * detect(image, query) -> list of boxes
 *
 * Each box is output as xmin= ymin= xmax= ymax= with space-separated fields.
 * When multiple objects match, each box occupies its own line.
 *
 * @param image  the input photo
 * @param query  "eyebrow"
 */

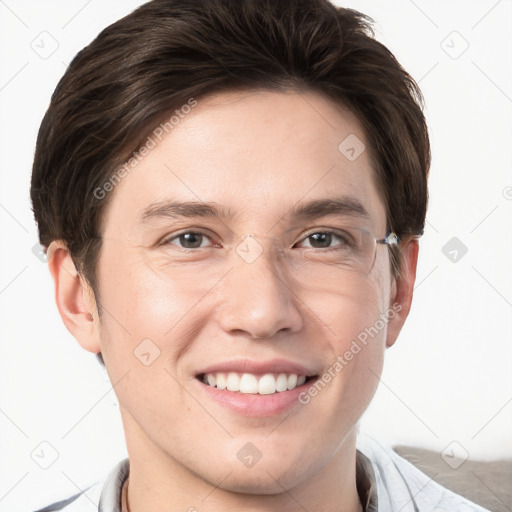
xmin=137 ymin=196 xmax=371 ymax=225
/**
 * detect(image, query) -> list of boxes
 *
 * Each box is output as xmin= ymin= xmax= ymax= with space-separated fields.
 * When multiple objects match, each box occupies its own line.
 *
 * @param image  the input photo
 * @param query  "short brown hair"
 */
xmin=31 ymin=0 xmax=430 ymax=304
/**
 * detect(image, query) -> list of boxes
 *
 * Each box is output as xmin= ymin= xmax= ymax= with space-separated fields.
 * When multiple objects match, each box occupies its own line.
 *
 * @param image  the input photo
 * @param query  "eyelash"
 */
xmin=160 ymin=229 xmax=352 ymax=250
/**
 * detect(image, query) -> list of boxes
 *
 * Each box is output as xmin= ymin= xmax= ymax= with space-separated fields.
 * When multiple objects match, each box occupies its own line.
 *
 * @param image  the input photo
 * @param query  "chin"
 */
xmin=215 ymin=468 xmax=303 ymax=496
xmin=194 ymin=448 xmax=315 ymax=497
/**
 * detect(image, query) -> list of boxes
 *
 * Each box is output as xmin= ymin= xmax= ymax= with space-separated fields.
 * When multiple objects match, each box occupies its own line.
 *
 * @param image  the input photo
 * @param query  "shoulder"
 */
xmin=32 ymin=483 xmax=102 ymax=512
xmin=356 ymin=432 xmax=491 ymax=512
xmin=29 ymin=459 xmax=128 ymax=512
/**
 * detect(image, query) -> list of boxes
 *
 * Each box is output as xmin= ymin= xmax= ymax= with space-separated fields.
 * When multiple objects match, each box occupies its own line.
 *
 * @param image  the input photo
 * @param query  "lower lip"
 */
xmin=195 ymin=378 xmax=315 ymax=417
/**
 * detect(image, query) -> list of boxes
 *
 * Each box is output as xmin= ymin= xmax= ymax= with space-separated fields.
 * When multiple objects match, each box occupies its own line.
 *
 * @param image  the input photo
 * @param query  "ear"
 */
xmin=47 ymin=240 xmax=101 ymax=354
xmin=385 ymin=237 xmax=419 ymax=349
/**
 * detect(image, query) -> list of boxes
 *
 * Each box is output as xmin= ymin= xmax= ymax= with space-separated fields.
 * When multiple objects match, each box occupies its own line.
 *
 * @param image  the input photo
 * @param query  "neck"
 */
xmin=122 ymin=414 xmax=363 ymax=512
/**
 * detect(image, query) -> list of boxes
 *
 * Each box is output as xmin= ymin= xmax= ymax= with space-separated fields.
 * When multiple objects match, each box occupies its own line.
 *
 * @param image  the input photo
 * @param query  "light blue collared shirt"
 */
xmin=33 ymin=433 xmax=490 ymax=512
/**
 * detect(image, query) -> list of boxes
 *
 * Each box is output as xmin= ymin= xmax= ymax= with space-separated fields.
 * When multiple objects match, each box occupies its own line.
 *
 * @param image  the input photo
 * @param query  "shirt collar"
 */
xmin=356 ymin=449 xmax=379 ymax=512
xmin=98 ymin=458 xmax=129 ymax=512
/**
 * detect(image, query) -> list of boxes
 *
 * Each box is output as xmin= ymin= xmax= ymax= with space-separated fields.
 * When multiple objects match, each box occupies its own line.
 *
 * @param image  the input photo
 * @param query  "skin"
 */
xmin=48 ymin=89 xmax=418 ymax=512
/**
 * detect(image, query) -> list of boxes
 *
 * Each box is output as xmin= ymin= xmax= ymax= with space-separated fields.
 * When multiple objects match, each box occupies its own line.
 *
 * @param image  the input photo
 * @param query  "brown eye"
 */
xmin=164 ymin=232 xmax=211 ymax=249
xmin=307 ymin=232 xmax=333 ymax=248
xmin=296 ymin=231 xmax=349 ymax=249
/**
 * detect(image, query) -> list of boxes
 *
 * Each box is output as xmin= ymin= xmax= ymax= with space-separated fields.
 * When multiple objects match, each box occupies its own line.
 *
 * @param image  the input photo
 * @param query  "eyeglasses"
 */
xmin=139 ymin=225 xmax=404 ymax=294
xmin=233 ymin=226 xmax=401 ymax=276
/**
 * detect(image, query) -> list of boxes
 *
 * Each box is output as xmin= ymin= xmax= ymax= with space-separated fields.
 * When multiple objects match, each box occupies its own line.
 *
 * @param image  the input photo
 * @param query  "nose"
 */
xmin=217 ymin=241 xmax=304 ymax=340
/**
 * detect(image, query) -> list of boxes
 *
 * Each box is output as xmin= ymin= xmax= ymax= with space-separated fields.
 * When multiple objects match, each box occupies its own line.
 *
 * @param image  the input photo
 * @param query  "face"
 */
xmin=77 ymin=90 xmax=405 ymax=494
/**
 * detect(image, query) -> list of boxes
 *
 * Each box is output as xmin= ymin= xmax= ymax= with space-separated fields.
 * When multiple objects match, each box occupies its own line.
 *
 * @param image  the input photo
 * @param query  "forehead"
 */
xmin=101 ymin=89 xmax=387 ymax=237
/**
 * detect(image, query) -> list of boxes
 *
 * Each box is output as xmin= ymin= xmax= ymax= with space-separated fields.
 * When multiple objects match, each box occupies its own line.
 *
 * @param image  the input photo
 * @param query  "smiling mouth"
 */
xmin=196 ymin=372 xmax=317 ymax=395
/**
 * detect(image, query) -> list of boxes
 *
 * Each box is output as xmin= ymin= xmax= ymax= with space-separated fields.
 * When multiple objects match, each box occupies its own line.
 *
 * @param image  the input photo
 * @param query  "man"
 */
xmin=30 ymin=0 xmax=490 ymax=510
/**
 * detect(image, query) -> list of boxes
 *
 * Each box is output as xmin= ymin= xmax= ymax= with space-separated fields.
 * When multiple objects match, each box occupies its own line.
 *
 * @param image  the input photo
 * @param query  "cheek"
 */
xmin=96 ymin=258 xmax=208 ymax=439
xmin=95 ymin=251 xmax=207 ymax=376
xmin=311 ymin=271 xmax=390 ymax=345
xmin=100 ymin=247 xmax=203 ymax=328
xmin=306 ymin=280 xmax=389 ymax=403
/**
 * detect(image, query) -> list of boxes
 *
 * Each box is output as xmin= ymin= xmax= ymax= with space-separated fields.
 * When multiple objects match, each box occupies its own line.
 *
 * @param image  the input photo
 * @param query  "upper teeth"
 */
xmin=202 ymin=372 xmax=307 ymax=394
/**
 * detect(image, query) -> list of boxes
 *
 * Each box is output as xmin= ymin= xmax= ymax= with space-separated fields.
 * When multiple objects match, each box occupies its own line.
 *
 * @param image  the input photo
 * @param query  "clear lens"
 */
xmin=138 ymin=226 xmax=387 ymax=296
xmin=295 ymin=226 xmax=377 ymax=274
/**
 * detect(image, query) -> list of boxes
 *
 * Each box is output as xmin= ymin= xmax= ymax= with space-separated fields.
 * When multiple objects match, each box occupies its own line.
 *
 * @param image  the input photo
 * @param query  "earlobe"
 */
xmin=385 ymin=238 xmax=419 ymax=348
xmin=47 ymin=240 xmax=101 ymax=354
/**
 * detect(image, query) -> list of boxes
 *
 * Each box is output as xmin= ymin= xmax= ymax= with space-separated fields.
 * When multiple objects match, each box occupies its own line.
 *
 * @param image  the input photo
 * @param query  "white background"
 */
xmin=0 ymin=1 xmax=511 ymax=510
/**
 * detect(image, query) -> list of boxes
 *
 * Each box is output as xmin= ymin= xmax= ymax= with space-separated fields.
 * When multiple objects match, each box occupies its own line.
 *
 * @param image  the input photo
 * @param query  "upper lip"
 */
xmin=196 ymin=358 xmax=318 ymax=377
